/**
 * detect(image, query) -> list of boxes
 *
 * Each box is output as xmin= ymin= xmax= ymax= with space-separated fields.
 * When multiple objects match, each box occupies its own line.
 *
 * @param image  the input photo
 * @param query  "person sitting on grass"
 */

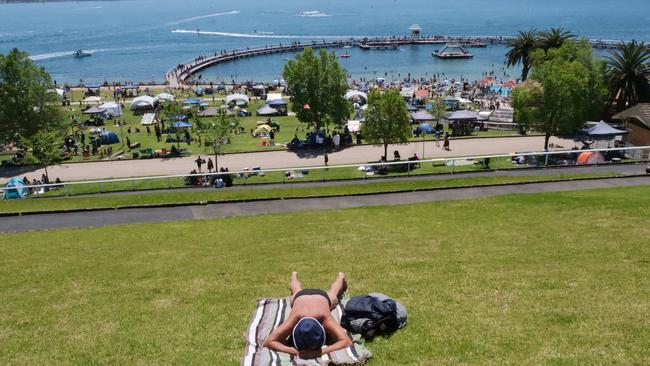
xmin=263 ymin=272 xmax=352 ymax=359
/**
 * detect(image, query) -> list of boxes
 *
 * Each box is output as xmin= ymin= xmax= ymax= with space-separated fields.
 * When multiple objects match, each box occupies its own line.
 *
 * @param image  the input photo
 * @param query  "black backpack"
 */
xmin=341 ymin=293 xmax=406 ymax=340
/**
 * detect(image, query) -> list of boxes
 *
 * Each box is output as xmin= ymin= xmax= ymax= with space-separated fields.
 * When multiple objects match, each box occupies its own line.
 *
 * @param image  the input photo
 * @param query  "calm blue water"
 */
xmin=1 ymin=0 xmax=649 ymax=84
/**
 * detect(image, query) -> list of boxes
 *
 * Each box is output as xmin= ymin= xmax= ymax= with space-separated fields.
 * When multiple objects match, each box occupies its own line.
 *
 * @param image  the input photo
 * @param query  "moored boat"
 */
xmin=432 ymin=44 xmax=473 ymax=59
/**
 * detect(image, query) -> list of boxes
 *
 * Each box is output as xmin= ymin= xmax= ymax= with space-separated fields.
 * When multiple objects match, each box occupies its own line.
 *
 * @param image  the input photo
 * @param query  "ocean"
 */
xmin=1 ymin=0 xmax=649 ymax=84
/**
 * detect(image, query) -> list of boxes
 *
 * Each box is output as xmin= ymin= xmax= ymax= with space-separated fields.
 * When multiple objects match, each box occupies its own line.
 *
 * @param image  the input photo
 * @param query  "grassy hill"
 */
xmin=1 ymin=186 xmax=648 ymax=365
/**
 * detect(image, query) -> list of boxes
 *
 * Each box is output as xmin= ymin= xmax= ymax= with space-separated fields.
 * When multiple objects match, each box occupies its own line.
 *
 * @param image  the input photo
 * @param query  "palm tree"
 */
xmin=605 ymin=41 xmax=650 ymax=111
xmin=539 ymin=28 xmax=575 ymax=52
xmin=505 ymin=29 xmax=539 ymax=81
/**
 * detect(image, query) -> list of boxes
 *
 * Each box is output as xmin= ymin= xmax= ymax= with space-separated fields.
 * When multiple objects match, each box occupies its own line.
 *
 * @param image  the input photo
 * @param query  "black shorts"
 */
xmin=292 ymin=288 xmax=331 ymax=307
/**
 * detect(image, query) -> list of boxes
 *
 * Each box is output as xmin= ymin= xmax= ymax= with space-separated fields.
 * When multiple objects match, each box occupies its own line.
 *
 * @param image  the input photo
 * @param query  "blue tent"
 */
xmin=268 ymin=99 xmax=288 ymax=107
xmin=4 ymin=177 xmax=29 ymax=199
xmin=99 ymin=131 xmax=120 ymax=145
xmin=124 ymin=84 xmax=139 ymax=89
xmin=183 ymin=99 xmax=201 ymax=105
xmin=164 ymin=114 xmax=188 ymax=121
xmin=85 ymin=84 xmax=101 ymax=89
xmin=418 ymin=123 xmax=435 ymax=133
xmin=172 ymin=121 xmax=193 ymax=128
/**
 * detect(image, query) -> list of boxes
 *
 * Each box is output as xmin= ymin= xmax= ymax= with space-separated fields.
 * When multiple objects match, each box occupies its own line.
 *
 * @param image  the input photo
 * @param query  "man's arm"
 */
xmin=321 ymin=316 xmax=353 ymax=356
xmin=263 ymin=315 xmax=299 ymax=356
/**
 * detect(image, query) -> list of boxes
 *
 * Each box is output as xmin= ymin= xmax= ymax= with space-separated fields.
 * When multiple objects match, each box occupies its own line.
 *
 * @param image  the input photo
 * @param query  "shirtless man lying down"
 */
xmin=263 ymin=272 xmax=352 ymax=359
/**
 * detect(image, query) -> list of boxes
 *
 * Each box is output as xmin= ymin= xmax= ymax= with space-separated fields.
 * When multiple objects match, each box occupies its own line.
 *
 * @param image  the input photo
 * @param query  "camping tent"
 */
xmin=253 ymin=124 xmax=272 ymax=137
xmin=3 ymin=177 xmax=29 ymax=200
xmin=266 ymin=93 xmax=283 ymax=102
xmin=579 ymin=120 xmax=628 ymax=140
xmin=99 ymin=131 xmax=119 ymax=145
xmin=417 ymin=122 xmax=435 ymax=134
xmin=411 ymin=110 xmax=436 ymax=123
xmin=257 ymin=104 xmax=279 ymax=116
xmin=405 ymin=104 xmax=418 ymax=112
xmin=172 ymin=121 xmax=192 ymax=128
xmin=226 ymin=93 xmax=250 ymax=105
xmin=154 ymin=93 xmax=175 ymax=102
xmin=268 ymin=99 xmax=288 ymax=107
xmin=577 ymin=151 xmax=605 ymax=165
xmin=446 ymin=110 xmax=481 ymax=121
xmin=130 ymin=96 xmax=155 ymax=110
xmin=83 ymin=106 xmax=104 ymax=114
xmin=141 ymin=113 xmax=156 ymax=125
xmin=183 ymin=98 xmax=201 ymax=105
xmin=345 ymin=90 xmax=368 ymax=102
xmin=99 ymin=102 xmax=122 ymax=117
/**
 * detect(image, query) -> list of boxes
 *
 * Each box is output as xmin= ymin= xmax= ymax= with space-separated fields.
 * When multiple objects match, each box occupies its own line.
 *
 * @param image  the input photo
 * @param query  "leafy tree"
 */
xmin=539 ymin=28 xmax=575 ymax=53
xmin=195 ymin=109 xmax=236 ymax=172
xmin=605 ymin=41 xmax=650 ymax=111
xmin=505 ymin=29 xmax=539 ymax=81
xmin=160 ymin=100 xmax=199 ymax=148
xmin=0 ymin=48 xmax=62 ymax=143
xmin=363 ymin=90 xmax=412 ymax=159
xmin=512 ymin=41 xmax=607 ymax=150
xmin=283 ymin=48 xmax=351 ymax=130
xmin=24 ymin=128 xmax=64 ymax=181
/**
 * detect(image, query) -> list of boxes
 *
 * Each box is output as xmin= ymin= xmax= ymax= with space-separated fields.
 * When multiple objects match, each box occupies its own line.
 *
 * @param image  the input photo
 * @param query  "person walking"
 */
xmin=443 ymin=132 xmax=450 ymax=151
xmin=207 ymin=157 xmax=214 ymax=173
xmin=195 ymin=156 xmax=205 ymax=172
xmin=324 ymin=152 xmax=329 ymax=166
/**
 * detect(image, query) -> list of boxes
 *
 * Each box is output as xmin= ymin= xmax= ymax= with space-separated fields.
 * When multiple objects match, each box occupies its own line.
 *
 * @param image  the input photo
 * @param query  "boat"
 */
xmin=461 ymin=41 xmax=487 ymax=48
xmin=432 ymin=44 xmax=473 ymax=59
xmin=73 ymin=50 xmax=92 ymax=58
xmin=340 ymin=52 xmax=351 ymax=58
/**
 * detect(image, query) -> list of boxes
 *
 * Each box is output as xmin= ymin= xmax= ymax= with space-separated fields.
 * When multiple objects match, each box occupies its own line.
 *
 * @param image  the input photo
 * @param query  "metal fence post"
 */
xmin=407 ymin=161 xmax=411 ymax=176
xmin=167 ymin=177 xmax=171 ymax=189
xmin=544 ymin=153 xmax=549 ymax=167
xmin=99 ymin=182 xmax=104 ymax=193
xmin=495 ymin=157 xmax=500 ymax=171
xmin=451 ymin=159 xmax=455 ymax=174
xmin=66 ymin=184 xmax=71 ymax=196
xmin=131 ymin=180 xmax=136 ymax=191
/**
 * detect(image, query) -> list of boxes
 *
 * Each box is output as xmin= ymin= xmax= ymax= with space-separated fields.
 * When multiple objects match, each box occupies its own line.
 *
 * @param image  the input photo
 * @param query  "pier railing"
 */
xmin=166 ymin=34 xmax=639 ymax=87
xmin=3 ymin=146 xmax=649 ymax=198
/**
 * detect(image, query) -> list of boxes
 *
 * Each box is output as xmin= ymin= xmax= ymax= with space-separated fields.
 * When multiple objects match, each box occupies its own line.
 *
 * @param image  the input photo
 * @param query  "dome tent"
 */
xmin=3 ymin=177 xmax=29 ymax=200
xmin=99 ymin=131 xmax=119 ymax=145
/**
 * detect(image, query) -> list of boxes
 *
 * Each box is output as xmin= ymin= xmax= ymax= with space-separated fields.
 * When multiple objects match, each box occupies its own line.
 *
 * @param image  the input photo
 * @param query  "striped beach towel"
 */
xmin=241 ymin=297 xmax=372 ymax=366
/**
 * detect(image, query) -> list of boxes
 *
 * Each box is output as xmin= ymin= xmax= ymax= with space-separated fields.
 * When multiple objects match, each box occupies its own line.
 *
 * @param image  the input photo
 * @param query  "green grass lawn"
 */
xmin=49 ymin=89 xmax=526 ymax=163
xmin=0 ymin=186 xmax=648 ymax=365
xmin=0 ymin=172 xmax=620 ymax=214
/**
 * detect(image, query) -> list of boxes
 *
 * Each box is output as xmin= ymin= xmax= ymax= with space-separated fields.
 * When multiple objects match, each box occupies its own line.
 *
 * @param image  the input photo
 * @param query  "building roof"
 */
xmin=613 ymin=103 xmax=650 ymax=129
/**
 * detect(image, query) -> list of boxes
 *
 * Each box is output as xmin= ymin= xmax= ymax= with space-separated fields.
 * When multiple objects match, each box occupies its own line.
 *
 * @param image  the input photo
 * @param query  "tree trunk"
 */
xmin=214 ymin=149 xmax=219 ymax=173
xmin=43 ymin=165 xmax=49 ymax=182
xmin=544 ymin=132 xmax=551 ymax=150
xmin=521 ymin=62 xmax=530 ymax=82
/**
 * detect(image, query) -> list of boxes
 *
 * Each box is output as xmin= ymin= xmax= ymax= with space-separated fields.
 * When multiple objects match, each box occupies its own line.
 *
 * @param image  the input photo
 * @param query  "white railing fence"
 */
xmin=2 ymin=145 xmax=649 ymax=196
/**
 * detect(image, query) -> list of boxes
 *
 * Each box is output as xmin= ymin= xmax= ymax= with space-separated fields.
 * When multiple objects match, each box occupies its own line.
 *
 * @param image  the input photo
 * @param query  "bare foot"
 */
xmin=338 ymin=272 xmax=348 ymax=296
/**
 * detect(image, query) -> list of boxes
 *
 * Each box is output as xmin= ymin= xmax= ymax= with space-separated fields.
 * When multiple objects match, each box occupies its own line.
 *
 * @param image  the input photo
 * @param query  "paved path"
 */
xmin=2 ymin=176 xmax=648 ymax=233
xmin=1 ymin=135 xmax=574 ymax=183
